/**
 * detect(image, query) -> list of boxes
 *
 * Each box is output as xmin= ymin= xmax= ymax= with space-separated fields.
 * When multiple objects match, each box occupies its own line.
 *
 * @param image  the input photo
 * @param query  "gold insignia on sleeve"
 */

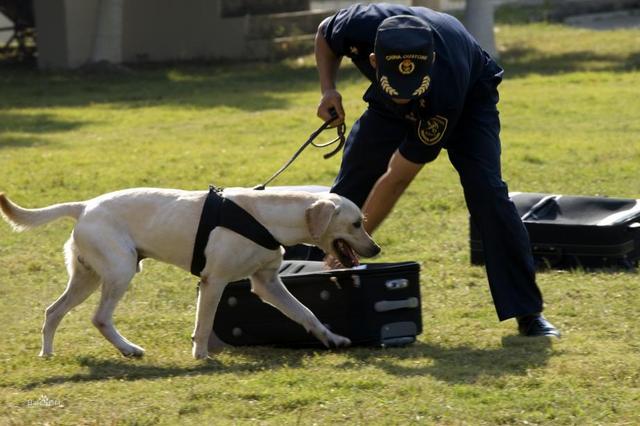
xmin=379 ymin=76 xmax=399 ymax=96
xmin=398 ymin=59 xmax=415 ymax=75
xmin=418 ymin=115 xmax=448 ymax=145
xmin=412 ymin=75 xmax=431 ymax=97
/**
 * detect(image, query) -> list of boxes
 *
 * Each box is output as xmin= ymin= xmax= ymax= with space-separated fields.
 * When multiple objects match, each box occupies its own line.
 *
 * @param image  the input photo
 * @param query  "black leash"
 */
xmin=253 ymin=109 xmax=346 ymax=190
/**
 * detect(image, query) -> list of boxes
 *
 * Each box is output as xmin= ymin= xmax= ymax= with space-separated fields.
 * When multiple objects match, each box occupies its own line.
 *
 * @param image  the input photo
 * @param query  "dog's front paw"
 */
xmin=192 ymin=344 xmax=210 ymax=360
xmin=317 ymin=329 xmax=351 ymax=348
xmin=328 ymin=333 xmax=351 ymax=348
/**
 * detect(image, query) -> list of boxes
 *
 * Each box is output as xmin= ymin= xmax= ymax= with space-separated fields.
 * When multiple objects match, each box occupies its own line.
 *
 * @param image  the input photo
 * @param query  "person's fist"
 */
xmin=317 ymin=89 xmax=345 ymax=125
xmin=324 ymin=253 xmax=345 ymax=270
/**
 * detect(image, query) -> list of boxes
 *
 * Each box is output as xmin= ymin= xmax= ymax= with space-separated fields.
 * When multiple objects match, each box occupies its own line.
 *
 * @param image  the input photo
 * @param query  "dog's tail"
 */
xmin=0 ymin=193 xmax=85 ymax=232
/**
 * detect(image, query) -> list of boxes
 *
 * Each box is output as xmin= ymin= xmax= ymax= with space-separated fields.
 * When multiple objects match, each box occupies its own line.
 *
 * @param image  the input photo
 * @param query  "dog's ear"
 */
xmin=305 ymin=199 xmax=337 ymax=241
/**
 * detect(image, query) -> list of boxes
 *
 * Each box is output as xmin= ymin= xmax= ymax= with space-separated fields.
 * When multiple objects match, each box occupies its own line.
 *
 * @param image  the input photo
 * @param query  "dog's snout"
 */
xmin=358 ymin=241 xmax=381 ymax=258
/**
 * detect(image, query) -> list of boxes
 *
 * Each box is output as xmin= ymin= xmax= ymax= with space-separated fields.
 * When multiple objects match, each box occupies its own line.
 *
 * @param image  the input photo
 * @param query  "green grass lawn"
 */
xmin=1 ymin=22 xmax=639 ymax=425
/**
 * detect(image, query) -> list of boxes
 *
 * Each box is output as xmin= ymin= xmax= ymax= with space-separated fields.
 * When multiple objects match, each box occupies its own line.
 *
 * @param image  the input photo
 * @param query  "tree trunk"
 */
xmin=464 ymin=0 xmax=498 ymax=59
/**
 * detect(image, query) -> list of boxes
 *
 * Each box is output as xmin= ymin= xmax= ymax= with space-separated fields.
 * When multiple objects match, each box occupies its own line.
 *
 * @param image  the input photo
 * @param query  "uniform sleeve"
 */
xmin=399 ymin=110 xmax=459 ymax=164
xmin=322 ymin=8 xmax=352 ymax=57
xmin=398 ymin=140 xmax=442 ymax=165
xmin=322 ymin=4 xmax=382 ymax=61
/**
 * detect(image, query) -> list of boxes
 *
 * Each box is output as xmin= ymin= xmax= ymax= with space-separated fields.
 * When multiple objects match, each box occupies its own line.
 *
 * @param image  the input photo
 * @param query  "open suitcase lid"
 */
xmin=278 ymin=260 xmax=420 ymax=277
xmin=509 ymin=192 xmax=640 ymax=226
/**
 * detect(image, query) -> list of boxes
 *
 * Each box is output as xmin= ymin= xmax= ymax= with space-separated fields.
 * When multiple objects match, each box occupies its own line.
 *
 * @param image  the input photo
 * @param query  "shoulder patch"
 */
xmin=418 ymin=115 xmax=448 ymax=145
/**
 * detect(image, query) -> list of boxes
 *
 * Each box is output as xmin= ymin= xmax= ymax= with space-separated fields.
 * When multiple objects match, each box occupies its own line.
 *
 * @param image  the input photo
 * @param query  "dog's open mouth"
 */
xmin=333 ymin=238 xmax=359 ymax=268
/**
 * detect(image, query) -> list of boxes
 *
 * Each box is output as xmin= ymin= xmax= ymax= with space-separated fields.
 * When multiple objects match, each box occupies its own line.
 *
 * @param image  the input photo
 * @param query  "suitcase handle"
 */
xmin=374 ymin=297 xmax=419 ymax=312
xmin=381 ymin=336 xmax=416 ymax=346
xmin=521 ymin=195 xmax=560 ymax=221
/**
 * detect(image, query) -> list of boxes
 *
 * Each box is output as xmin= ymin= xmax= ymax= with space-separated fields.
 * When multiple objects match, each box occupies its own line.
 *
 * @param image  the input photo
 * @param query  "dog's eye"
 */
xmin=353 ymin=220 xmax=362 ymax=229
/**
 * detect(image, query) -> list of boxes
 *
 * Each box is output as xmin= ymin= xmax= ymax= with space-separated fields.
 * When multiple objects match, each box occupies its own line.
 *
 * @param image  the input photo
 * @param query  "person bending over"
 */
xmin=315 ymin=3 xmax=559 ymax=337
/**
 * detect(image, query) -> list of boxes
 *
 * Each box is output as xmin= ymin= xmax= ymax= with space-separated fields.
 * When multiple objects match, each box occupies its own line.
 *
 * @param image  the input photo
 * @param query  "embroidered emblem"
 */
xmin=412 ymin=75 xmax=431 ymax=97
xmin=398 ymin=59 xmax=415 ymax=75
xmin=349 ymin=46 xmax=359 ymax=55
xmin=418 ymin=115 xmax=448 ymax=145
xmin=379 ymin=76 xmax=399 ymax=96
xmin=419 ymin=99 xmax=427 ymax=108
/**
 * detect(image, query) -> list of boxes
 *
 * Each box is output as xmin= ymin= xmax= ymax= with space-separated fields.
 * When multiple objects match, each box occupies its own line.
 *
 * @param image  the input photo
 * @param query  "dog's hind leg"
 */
xmin=192 ymin=277 xmax=226 ymax=359
xmin=89 ymin=244 xmax=143 ymax=357
xmin=250 ymin=268 xmax=351 ymax=348
xmin=40 ymin=239 xmax=101 ymax=357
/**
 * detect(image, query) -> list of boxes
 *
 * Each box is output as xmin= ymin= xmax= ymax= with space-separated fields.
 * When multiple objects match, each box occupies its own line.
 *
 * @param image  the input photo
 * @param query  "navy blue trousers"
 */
xmin=331 ymin=81 xmax=543 ymax=321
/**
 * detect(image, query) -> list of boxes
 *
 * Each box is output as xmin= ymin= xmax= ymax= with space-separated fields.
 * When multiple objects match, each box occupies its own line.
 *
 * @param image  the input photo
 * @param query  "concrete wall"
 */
xmin=66 ymin=0 xmax=100 ymax=66
xmin=122 ymin=0 xmax=246 ymax=62
xmin=34 ymin=0 xmax=254 ymax=69
xmin=34 ymin=0 xmax=99 ymax=69
xmin=222 ymin=0 xmax=310 ymax=17
xmin=33 ymin=0 xmax=68 ymax=68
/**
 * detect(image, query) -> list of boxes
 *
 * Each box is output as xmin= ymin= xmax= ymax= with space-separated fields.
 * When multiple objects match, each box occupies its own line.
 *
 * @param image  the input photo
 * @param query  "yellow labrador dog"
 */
xmin=0 ymin=188 xmax=380 ymax=359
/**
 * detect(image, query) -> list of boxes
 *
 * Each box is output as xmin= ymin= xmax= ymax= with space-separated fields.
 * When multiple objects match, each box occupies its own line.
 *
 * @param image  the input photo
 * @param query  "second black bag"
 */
xmin=470 ymin=192 xmax=640 ymax=269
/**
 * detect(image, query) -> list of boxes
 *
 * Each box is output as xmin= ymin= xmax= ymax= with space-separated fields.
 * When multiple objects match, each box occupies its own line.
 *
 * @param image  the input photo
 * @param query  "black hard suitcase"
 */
xmin=212 ymin=261 xmax=422 ymax=347
xmin=470 ymin=192 xmax=640 ymax=269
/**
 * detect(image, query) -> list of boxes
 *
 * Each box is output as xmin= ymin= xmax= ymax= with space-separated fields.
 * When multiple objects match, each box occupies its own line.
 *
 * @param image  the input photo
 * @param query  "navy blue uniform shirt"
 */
xmin=322 ymin=3 xmax=503 ymax=163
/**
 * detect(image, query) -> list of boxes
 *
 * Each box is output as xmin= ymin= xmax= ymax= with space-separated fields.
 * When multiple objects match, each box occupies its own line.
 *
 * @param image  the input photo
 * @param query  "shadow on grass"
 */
xmin=0 ymin=61 xmax=363 ymax=111
xmin=501 ymin=46 xmax=640 ymax=78
xmin=19 ymin=347 xmax=313 ymax=390
xmin=342 ymin=336 xmax=553 ymax=384
xmin=19 ymin=335 xmax=553 ymax=389
xmin=1 ymin=42 xmax=637 ymax=114
xmin=0 ymin=61 xmax=360 ymax=149
xmin=0 ymin=135 xmax=52 ymax=149
xmin=0 ymin=112 xmax=87 ymax=149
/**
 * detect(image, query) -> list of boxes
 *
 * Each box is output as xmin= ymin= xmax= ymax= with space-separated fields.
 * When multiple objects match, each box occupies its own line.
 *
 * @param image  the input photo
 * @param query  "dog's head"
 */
xmin=305 ymin=194 xmax=380 ymax=267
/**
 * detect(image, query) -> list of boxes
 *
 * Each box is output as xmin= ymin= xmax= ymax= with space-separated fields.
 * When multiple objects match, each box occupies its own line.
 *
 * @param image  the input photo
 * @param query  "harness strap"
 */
xmin=190 ymin=187 xmax=281 ymax=276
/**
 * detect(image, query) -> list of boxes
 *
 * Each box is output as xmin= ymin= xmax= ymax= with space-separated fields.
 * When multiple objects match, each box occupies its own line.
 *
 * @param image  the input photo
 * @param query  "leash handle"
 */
xmin=253 ymin=108 xmax=345 ymax=190
xmin=322 ymin=123 xmax=346 ymax=159
xmin=328 ymin=107 xmax=339 ymax=122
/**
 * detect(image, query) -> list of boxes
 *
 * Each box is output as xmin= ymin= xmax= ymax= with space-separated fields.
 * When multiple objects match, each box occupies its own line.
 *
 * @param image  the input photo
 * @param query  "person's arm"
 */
xmin=324 ymin=151 xmax=422 ymax=269
xmin=362 ymin=150 xmax=424 ymax=234
xmin=315 ymin=18 xmax=345 ymax=124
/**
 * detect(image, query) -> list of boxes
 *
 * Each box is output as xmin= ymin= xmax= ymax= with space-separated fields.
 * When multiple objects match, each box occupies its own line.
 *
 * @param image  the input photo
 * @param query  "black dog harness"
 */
xmin=190 ymin=187 xmax=281 ymax=276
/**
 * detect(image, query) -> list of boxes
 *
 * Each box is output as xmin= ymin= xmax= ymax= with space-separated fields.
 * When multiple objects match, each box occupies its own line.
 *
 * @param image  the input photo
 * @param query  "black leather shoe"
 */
xmin=517 ymin=314 xmax=561 ymax=338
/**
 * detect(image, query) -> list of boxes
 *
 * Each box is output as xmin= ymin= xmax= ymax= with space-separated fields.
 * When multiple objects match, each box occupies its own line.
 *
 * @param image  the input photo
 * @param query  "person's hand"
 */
xmin=323 ymin=252 xmax=361 ymax=270
xmin=324 ymin=253 xmax=344 ymax=269
xmin=317 ymin=89 xmax=345 ymax=126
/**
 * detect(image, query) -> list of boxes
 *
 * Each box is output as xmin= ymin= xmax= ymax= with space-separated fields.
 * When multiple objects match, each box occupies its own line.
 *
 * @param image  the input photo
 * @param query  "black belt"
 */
xmin=190 ymin=187 xmax=281 ymax=276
